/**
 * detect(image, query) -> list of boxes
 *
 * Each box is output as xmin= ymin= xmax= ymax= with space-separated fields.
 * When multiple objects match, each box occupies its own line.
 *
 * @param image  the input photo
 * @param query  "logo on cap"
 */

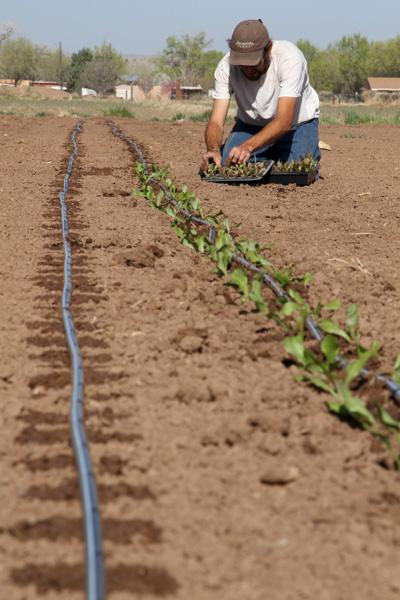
xmin=236 ymin=41 xmax=255 ymax=48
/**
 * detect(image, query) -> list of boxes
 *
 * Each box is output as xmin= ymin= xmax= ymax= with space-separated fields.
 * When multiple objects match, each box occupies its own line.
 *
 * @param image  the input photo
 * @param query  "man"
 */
xmin=201 ymin=19 xmax=320 ymax=171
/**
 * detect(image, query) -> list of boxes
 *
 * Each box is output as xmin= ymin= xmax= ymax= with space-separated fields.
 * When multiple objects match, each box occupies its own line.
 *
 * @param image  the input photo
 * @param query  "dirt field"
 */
xmin=1 ymin=115 xmax=400 ymax=600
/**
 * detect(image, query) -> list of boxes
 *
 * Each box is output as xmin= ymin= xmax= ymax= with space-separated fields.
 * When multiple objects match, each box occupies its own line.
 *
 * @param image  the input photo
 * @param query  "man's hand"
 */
xmin=200 ymin=150 xmax=222 ymax=173
xmin=227 ymin=143 xmax=252 ymax=165
xmin=202 ymin=98 xmax=229 ymax=172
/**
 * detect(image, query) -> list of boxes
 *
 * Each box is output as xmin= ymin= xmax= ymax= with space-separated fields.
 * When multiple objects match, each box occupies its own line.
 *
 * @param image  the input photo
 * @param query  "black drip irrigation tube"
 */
xmin=60 ymin=122 xmax=105 ymax=600
xmin=107 ymin=120 xmax=400 ymax=406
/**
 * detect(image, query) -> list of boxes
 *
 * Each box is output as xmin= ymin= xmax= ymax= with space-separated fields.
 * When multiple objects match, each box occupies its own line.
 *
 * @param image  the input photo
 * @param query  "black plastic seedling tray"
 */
xmin=201 ymin=160 xmax=317 ymax=186
xmin=267 ymin=169 xmax=318 ymax=186
xmin=201 ymin=160 xmax=274 ymax=185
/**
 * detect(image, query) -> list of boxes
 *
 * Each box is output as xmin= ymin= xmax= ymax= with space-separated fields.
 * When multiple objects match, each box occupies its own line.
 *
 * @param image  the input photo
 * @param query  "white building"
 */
xmin=115 ymin=84 xmax=145 ymax=101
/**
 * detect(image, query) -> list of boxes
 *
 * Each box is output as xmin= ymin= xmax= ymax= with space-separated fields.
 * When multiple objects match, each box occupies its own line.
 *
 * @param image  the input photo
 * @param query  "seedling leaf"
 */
xmin=325 ymin=299 xmax=341 ymax=311
xmin=230 ymin=268 xmax=249 ymax=299
xmin=321 ymin=334 xmax=339 ymax=365
xmin=280 ymin=301 xmax=299 ymax=317
xmin=310 ymin=377 xmax=335 ymax=394
xmin=250 ymin=277 xmax=268 ymax=313
xmin=284 ymin=334 xmax=305 ymax=364
xmin=345 ymin=304 xmax=359 ymax=341
xmin=319 ymin=319 xmax=351 ymax=342
xmin=327 ymin=384 xmax=375 ymax=428
xmin=393 ymin=353 xmax=400 ymax=384
xmin=288 ymin=289 xmax=304 ymax=305
xmin=377 ymin=405 xmax=400 ymax=431
xmin=345 ymin=341 xmax=380 ymax=384
xmin=343 ymin=394 xmax=375 ymax=427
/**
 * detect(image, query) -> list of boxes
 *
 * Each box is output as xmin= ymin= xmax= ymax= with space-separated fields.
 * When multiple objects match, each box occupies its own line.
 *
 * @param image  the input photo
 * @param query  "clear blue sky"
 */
xmin=2 ymin=0 xmax=400 ymax=55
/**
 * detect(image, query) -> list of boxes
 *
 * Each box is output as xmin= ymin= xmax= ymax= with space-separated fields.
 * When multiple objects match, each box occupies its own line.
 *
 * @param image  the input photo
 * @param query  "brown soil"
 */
xmin=1 ymin=115 xmax=400 ymax=600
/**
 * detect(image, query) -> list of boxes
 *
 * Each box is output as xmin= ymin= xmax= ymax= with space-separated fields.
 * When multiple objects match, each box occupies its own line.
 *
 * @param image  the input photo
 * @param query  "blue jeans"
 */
xmin=221 ymin=118 xmax=321 ymax=164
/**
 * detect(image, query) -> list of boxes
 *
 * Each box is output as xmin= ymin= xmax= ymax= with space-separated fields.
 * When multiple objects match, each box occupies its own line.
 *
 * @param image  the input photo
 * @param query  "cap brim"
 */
xmin=229 ymin=49 xmax=264 ymax=66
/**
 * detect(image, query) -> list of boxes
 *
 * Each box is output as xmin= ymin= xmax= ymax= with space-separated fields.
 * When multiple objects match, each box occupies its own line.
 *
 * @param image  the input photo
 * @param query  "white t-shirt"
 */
xmin=212 ymin=40 xmax=320 ymax=127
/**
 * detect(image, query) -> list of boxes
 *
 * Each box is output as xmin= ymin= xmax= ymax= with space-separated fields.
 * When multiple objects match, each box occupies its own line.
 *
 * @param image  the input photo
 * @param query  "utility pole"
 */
xmin=58 ymin=41 xmax=63 ymax=89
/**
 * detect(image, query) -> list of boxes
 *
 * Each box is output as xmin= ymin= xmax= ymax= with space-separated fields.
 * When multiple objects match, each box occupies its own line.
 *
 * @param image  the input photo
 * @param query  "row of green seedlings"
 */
xmin=134 ymin=161 xmax=400 ymax=469
xmin=204 ymin=161 xmax=266 ymax=178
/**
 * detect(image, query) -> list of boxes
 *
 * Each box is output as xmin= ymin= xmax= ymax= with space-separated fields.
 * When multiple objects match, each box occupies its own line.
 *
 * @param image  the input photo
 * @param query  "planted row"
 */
xmin=133 ymin=161 xmax=400 ymax=469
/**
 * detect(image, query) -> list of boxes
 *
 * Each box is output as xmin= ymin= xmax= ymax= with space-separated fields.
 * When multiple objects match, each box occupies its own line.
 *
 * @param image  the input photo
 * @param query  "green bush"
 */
xmin=171 ymin=111 xmax=186 ymax=121
xmin=344 ymin=111 xmax=377 ymax=124
xmin=190 ymin=110 xmax=211 ymax=122
xmin=103 ymin=106 xmax=135 ymax=118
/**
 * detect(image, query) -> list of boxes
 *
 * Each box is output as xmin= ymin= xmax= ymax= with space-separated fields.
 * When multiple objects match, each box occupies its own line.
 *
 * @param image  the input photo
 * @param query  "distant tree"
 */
xmin=367 ymin=36 xmax=400 ymax=77
xmin=127 ymin=56 xmax=160 ymax=93
xmin=308 ymin=47 xmax=342 ymax=93
xmin=384 ymin=36 xmax=400 ymax=76
xmin=292 ymin=39 xmax=343 ymax=94
xmin=335 ymin=34 xmax=370 ymax=94
xmin=82 ymin=57 xmax=118 ymax=95
xmin=93 ymin=43 xmax=127 ymax=78
xmin=79 ymin=43 xmax=127 ymax=95
xmin=0 ymin=23 xmax=15 ymax=45
xmin=65 ymin=47 xmax=93 ymax=92
xmin=156 ymin=32 xmax=223 ymax=86
xmin=0 ymin=37 xmax=38 ymax=84
xmin=296 ymin=39 xmax=320 ymax=64
xmin=367 ymin=41 xmax=389 ymax=77
xmin=36 ymin=45 xmax=71 ymax=82
xmin=198 ymin=49 xmax=224 ymax=90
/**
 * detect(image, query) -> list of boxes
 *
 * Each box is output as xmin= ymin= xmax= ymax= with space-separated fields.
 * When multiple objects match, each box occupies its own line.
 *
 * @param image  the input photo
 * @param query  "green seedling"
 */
xmin=273 ymin=155 xmax=318 ymax=173
xmin=316 ymin=301 xmax=360 ymax=345
xmin=229 ymin=268 xmax=268 ymax=313
xmin=236 ymin=239 xmax=273 ymax=270
xmin=203 ymin=162 xmax=266 ymax=179
xmin=274 ymin=267 xmax=313 ymax=289
xmin=391 ymin=354 xmax=400 ymax=385
xmin=209 ymin=228 xmax=235 ymax=275
xmin=280 ymin=289 xmax=313 ymax=336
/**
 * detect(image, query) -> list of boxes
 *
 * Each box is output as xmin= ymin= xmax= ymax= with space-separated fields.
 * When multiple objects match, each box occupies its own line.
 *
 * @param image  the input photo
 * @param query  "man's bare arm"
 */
xmin=227 ymin=97 xmax=298 ymax=164
xmin=201 ymin=98 xmax=230 ymax=171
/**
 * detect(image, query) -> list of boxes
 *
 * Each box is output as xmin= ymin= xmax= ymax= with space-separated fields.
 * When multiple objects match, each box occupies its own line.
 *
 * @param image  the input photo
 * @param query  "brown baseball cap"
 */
xmin=229 ymin=19 xmax=270 ymax=66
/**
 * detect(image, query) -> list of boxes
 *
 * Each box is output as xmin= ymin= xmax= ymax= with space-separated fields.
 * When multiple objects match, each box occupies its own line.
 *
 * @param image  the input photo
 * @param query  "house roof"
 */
xmin=367 ymin=77 xmax=400 ymax=91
